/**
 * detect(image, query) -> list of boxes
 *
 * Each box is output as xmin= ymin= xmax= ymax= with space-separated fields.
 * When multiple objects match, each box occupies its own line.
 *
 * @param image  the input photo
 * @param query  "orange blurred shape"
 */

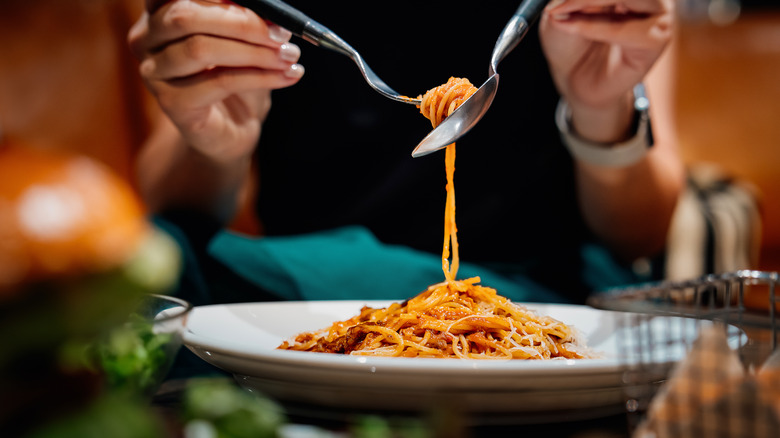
xmin=0 ymin=143 xmax=149 ymax=292
xmin=743 ymin=282 xmax=780 ymax=313
xmin=673 ymin=9 xmax=780 ymax=265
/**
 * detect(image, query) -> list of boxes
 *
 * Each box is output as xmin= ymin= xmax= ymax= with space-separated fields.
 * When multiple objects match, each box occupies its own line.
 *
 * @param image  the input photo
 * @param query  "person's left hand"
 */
xmin=539 ymin=0 xmax=674 ymax=134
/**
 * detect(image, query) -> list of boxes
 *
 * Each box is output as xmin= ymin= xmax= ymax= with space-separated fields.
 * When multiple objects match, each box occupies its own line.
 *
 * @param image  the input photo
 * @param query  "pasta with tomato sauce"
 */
xmin=278 ymin=78 xmax=594 ymax=360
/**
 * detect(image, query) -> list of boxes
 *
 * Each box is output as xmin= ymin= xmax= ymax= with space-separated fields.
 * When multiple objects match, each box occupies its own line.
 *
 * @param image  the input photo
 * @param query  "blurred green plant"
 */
xmin=87 ymin=314 xmax=174 ymax=397
xmin=351 ymin=415 xmax=433 ymax=438
xmin=181 ymin=378 xmax=287 ymax=438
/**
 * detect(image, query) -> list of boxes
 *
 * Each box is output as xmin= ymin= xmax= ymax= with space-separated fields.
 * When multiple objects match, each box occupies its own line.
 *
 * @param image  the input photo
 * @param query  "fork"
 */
xmin=232 ymin=0 xmax=421 ymax=105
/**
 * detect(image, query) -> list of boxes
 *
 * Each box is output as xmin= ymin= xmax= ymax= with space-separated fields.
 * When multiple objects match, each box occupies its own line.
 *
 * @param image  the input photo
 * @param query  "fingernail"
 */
xmin=547 ymin=0 xmax=566 ymax=8
xmin=279 ymin=43 xmax=301 ymax=62
xmin=269 ymin=24 xmax=292 ymax=43
xmin=284 ymin=63 xmax=304 ymax=79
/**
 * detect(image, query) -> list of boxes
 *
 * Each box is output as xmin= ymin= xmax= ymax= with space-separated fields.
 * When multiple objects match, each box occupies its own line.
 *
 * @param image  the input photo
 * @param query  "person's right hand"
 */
xmin=128 ymin=0 xmax=304 ymax=162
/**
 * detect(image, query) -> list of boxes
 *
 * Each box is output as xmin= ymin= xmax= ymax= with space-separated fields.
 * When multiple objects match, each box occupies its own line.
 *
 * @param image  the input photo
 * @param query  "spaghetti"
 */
xmin=278 ymin=78 xmax=592 ymax=359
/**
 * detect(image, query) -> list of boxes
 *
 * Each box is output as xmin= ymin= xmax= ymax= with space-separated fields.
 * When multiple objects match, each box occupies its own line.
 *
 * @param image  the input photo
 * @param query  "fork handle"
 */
xmin=232 ymin=0 xmax=353 ymax=57
xmin=232 ymin=0 xmax=310 ymax=35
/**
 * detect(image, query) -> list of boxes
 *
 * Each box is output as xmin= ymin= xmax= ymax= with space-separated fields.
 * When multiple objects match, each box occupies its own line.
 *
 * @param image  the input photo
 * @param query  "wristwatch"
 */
xmin=555 ymin=84 xmax=654 ymax=168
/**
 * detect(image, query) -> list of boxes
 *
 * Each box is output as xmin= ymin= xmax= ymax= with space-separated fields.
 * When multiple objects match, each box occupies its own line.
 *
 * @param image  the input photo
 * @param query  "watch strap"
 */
xmin=555 ymin=84 xmax=653 ymax=168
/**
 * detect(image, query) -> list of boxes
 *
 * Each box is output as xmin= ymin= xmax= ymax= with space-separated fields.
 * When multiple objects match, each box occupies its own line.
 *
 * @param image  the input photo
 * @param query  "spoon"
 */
xmin=233 ymin=0 xmax=420 ymax=105
xmin=411 ymin=0 xmax=550 ymax=157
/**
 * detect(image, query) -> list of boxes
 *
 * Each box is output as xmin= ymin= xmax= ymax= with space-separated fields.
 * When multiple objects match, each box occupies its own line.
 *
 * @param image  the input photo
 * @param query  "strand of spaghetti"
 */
xmin=443 ymin=144 xmax=458 ymax=282
xmin=444 ymin=314 xmax=497 ymax=336
xmin=469 ymin=332 xmax=514 ymax=359
xmin=400 ymin=339 xmax=447 ymax=357
xmin=452 ymin=334 xmax=467 ymax=359
xmin=357 ymin=325 xmax=406 ymax=355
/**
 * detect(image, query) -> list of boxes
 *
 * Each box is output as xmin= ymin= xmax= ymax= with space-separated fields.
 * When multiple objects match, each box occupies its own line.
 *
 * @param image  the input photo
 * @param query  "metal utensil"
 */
xmin=411 ymin=0 xmax=550 ymax=157
xmin=233 ymin=0 xmax=420 ymax=105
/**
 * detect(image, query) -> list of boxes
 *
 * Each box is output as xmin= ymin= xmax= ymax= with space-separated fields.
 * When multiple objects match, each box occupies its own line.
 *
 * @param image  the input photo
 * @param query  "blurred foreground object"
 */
xmin=88 ymin=294 xmax=191 ymax=398
xmin=636 ymin=325 xmax=780 ymax=438
xmin=181 ymin=378 xmax=286 ymax=438
xmin=0 ymin=144 xmax=149 ymax=290
xmin=0 ymin=142 xmax=182 ymax=437
xmin=589 ymin=270 xmax=780 ymax=437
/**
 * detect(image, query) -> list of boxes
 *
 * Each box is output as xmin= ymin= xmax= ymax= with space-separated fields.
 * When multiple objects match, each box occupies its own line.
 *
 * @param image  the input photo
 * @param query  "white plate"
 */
xmin=183 ymin=301 xmax=701 ymax=418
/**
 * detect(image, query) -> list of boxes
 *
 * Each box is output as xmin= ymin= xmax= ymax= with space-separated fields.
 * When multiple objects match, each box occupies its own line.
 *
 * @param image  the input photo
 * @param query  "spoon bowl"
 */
xmin=411 ymin=75 xmax=499 ymax=157
xmin=412 ymin=0 xmax=550 ymax=157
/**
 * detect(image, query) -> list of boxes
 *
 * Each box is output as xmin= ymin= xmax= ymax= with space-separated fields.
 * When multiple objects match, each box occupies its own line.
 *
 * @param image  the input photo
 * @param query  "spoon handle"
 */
xmin=490 ymin=0 xmax=550 ymax=71
xmin=516 ymin=0 xmax=550 ymax=24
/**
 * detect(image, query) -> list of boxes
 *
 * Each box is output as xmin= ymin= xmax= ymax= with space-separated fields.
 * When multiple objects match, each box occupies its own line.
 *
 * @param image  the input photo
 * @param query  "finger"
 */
xmin=140 ymin=34 xmax=301 ymax=80
xmin=548 ymin=14 xmax=673 ymax=48
xmin=143 ymin=0 xmax=289 ymax=53
xmin=547 ymin=0 xmax=671 ymax=17
xmin=146 ymin=0 xmax=229 ymax=14
xmin=150 ymin=66 xmax=304 ymax=114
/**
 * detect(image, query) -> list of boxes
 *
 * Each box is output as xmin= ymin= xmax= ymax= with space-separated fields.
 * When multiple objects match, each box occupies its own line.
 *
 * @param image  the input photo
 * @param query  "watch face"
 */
xmin=633 ymin=83 xmax=650 ymax=112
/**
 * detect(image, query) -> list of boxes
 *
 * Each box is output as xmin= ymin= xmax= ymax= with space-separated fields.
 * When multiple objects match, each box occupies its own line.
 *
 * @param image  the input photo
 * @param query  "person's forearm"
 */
xmin=575 ymin=144 xmax=684 ymax=261
xmin=571 ymin=65 xmax=684 ymax=262
xmin=137 ymin=116 xmax=254 ymax=224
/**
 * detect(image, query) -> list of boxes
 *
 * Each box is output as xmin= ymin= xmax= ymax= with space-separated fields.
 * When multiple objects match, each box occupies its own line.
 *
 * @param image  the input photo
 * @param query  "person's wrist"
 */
xmin=556 ymin=84 xmax=654 ymax=168
xmin=566 ymin=92 xmax=635 ymax=143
